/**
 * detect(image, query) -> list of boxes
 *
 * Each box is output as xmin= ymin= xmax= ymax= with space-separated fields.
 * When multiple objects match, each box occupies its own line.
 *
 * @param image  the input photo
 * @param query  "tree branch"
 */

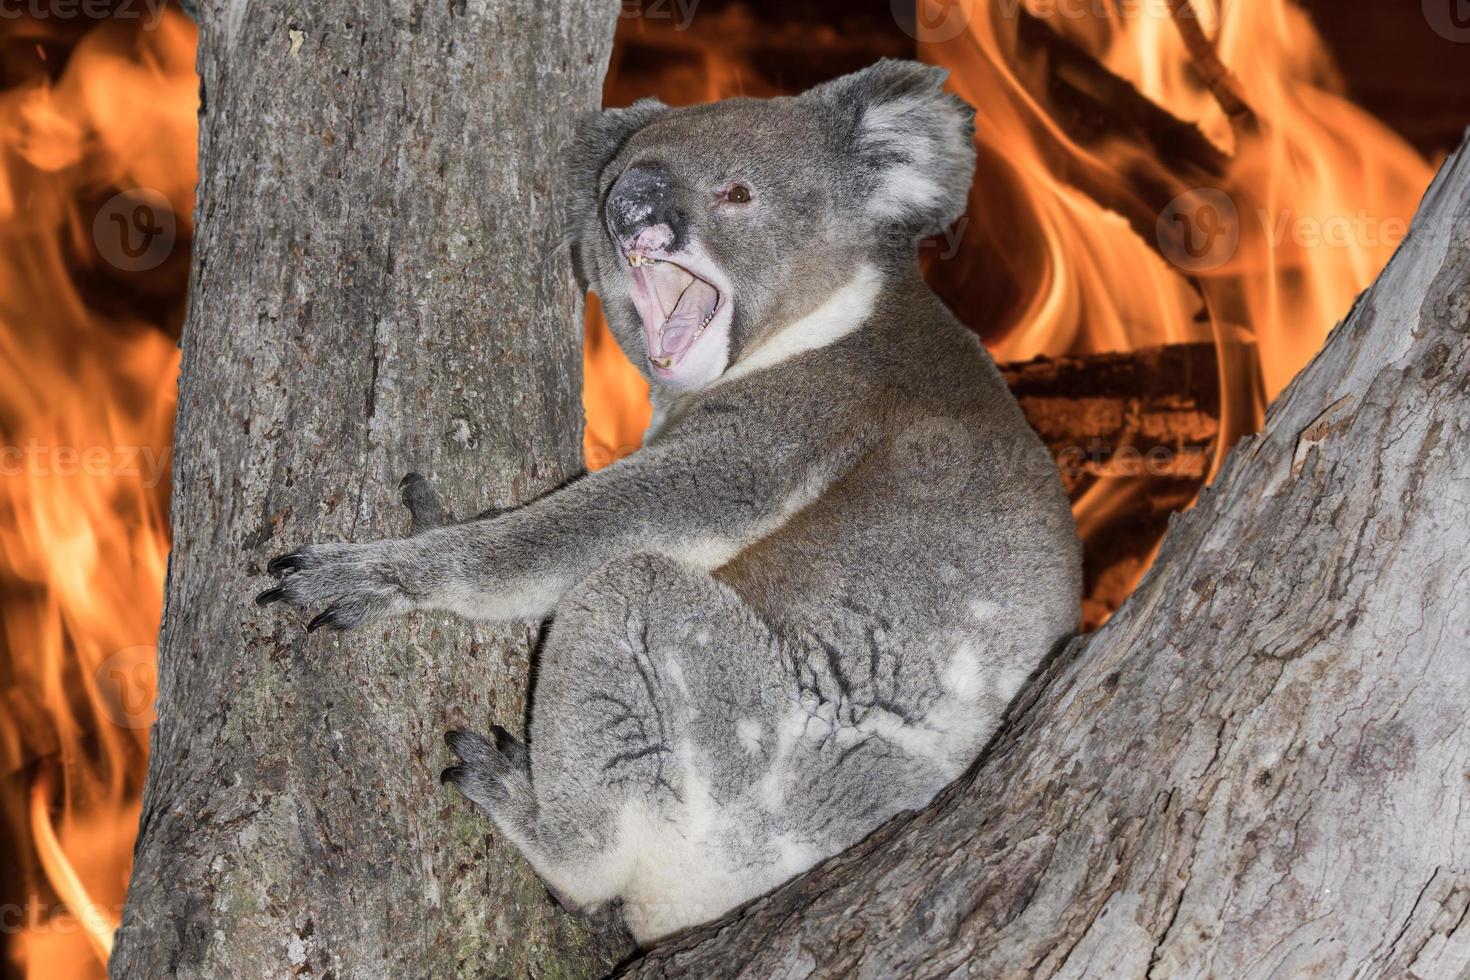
xmin=111 ymin=3 xmax=631 ymax=976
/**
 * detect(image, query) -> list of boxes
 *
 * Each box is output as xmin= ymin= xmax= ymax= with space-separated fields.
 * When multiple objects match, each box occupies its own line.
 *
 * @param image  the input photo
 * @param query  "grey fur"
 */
xmin=257 ymin=60 xmax=1081 ymax=943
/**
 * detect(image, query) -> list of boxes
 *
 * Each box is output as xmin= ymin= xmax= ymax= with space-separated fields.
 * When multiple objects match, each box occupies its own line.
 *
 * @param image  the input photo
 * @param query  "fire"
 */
xmin=0 ymin=1 xmax=1438 ymax=975
xmin=919 ymin=0 xmax=1430 ymax=616
xmin=971 ymin=0 xmax=1432 ymax=393
xmin=0 ymin=9 xmax=196 ymax=978
xmin=582 ymin=293 xmax=651 ymax=470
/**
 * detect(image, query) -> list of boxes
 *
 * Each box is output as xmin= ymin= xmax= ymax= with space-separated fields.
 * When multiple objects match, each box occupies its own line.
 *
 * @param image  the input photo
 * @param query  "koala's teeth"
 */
xmin=650 ymin=355 xmax=673 ymax=369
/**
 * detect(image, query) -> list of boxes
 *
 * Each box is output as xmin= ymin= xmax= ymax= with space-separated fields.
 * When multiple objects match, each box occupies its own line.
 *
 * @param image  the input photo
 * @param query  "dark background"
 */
xmin=612 ymin=0 xmax=1470 ymax=159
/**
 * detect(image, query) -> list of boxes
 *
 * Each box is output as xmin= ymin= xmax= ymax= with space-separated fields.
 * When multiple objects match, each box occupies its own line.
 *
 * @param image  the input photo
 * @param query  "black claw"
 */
xmin=306 ymin=606 xmax=339 ymax=632
xmin=490 ymin=724 xmax=529 ymax=769
xmin=255 ymin=586 xmax=288 ymax=607
xmin=267 ymin=553 xmax=306 ymax=577
xmin=440 ymin=765 xmax=464 ymax=785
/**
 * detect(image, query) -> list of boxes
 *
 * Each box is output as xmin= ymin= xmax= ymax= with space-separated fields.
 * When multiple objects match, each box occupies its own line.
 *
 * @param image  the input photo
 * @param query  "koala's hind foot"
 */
xmin=443 ymin=726 xmax=604 ymax=917
xmin=441 ymin=726 xmax=533 ymax=828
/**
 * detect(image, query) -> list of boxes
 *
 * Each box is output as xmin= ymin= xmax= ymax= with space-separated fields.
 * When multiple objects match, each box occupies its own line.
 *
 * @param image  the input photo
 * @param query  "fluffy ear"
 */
xmin=568 ymin=99 xmax=669 ymax=213
xmin=807 ymin=59 xmax=976 ymax=239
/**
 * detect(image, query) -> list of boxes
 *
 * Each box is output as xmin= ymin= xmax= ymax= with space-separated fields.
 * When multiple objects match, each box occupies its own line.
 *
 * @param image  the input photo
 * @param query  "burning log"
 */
xmin=621 ymin=139 xmax=1470 ymax=977
xmin=1013 ymin=6 xmax=1230 ymax=236
xmin=1003 ymin=343 xmax=1225 ymax=491
xmin=109 ymin=2 xmax=632 ymax=976
xmin=1000 ymin=342 xmax=1247 ymax=625
xmin=1165 ymin=0 xmax=1257 ymax=134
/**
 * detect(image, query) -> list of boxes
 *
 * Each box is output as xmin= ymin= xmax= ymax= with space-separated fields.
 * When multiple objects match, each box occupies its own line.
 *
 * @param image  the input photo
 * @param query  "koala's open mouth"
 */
xmin=626 ymin=255 xmax=723 ymax=372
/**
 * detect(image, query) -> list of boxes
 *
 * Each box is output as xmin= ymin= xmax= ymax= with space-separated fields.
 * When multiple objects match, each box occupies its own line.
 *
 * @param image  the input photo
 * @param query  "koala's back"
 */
xmin=661 ymin=277 xmax=1081 ymax=862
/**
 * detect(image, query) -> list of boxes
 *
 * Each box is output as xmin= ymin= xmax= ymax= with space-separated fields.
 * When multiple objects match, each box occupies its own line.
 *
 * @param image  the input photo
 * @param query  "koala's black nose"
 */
xmin=606 ymin=163 xmax=687 ymax=252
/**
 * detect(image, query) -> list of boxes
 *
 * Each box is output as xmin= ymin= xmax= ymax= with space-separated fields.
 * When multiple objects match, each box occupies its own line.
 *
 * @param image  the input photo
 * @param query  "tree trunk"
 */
xmin=111 ymin=2 xmax=629 ymax=977
xmin=625 ymin=140 xmax=1470 ymax=978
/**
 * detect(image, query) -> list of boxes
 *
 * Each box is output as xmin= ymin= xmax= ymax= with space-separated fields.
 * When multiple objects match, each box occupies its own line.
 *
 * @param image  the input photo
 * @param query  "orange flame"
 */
xmin=0 ymin=9 xmax=196 ymax=977
xmin=954 ymin=0 xmax=1431 ymax=390
xmin=920 ymin=0 xmax=1429 ymax=603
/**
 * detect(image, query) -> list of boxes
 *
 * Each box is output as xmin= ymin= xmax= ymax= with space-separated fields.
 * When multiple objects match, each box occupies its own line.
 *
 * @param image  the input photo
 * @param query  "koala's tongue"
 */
xmin=655 ymin=277 xmax=719 ymax=359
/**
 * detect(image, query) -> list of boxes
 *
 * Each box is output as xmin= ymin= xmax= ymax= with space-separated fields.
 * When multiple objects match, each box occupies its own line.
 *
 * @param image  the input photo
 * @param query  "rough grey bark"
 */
xmin=625 ymin=140 xmax=1470 ymax=978
xmin=111 ymin=2 xmax=629 ymax=977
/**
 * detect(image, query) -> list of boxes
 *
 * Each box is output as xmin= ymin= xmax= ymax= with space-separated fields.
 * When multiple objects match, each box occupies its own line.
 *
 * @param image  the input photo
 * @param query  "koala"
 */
xmin=256 ymin=59 xmax=1082 ymax=943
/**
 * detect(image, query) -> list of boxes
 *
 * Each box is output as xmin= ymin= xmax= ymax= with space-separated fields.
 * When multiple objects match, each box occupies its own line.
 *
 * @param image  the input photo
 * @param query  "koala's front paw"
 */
xmin=255 ymin=541 xmax=415 ymax=631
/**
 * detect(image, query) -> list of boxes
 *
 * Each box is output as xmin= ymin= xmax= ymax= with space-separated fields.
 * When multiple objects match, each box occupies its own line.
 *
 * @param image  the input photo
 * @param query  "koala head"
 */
xmin=569 ymin=59 xmax=976 ymax=391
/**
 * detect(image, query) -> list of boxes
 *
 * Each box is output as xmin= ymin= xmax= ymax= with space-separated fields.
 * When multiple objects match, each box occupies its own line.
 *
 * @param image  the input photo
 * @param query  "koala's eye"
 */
xmin=724 ymin=184 xmax=752 ymax=205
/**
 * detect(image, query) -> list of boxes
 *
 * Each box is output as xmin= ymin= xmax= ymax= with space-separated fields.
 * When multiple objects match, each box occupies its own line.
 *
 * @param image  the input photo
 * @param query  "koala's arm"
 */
xmin=258 ymin=429 xmax=834 ymax=630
